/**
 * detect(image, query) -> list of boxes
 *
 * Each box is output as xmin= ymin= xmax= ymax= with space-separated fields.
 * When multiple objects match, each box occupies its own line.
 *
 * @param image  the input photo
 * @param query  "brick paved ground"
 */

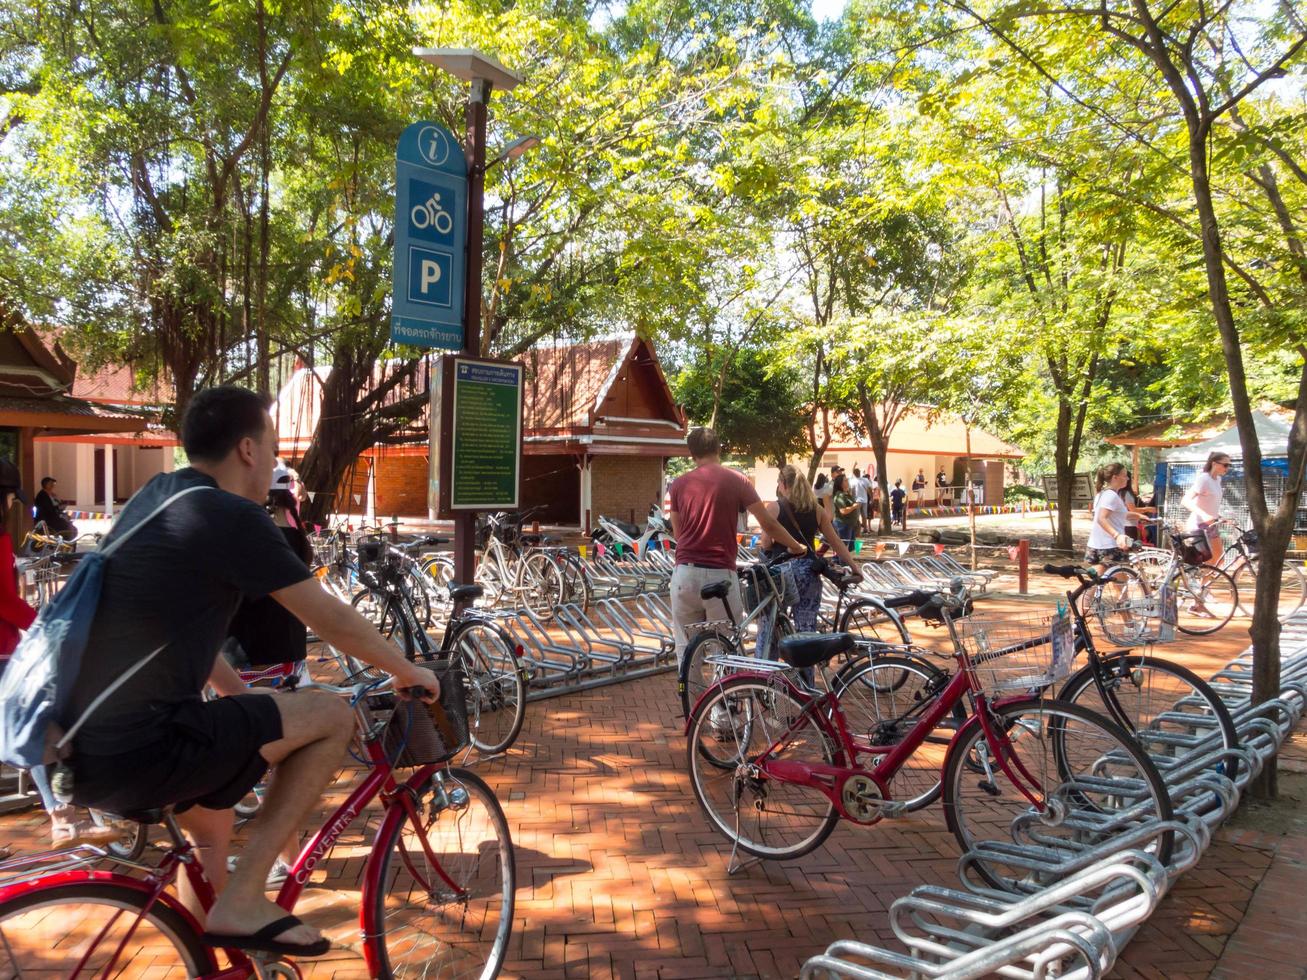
xmin=1 ymin=590 xmax=1304 ymax=978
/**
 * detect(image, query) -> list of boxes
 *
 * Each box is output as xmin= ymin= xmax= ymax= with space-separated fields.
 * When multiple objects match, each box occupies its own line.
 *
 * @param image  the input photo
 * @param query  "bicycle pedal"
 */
xmin=976 ymin=780 xmax=1001 ymax=797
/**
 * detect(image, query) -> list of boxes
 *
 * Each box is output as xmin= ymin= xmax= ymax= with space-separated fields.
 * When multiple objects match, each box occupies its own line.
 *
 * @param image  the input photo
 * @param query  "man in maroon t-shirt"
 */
xmin=668 ymin=428 xmax=805 ymax=664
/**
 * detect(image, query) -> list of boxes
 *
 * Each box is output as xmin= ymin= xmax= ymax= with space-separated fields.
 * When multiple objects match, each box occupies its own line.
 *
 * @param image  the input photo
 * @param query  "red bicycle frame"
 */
xmin=0 ymin=736 xmax=455 ymax=978
xmin=687 ymin=662 xmax=1046 ymax=822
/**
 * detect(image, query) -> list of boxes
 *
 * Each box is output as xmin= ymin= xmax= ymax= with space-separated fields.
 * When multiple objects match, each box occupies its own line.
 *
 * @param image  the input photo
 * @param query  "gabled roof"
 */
xmin=804 ymin=408 xmax=1025 ymax=459
xmin=1108 ymin=406 xmax=1296 ymax=448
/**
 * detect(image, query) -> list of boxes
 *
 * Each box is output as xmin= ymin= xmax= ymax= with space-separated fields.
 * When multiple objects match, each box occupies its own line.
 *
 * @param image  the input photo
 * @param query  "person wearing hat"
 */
xmin=34 ymin=477 xmax=77 ymax=541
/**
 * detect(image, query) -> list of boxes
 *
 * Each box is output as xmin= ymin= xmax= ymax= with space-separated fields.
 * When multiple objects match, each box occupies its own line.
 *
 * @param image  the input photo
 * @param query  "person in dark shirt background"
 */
xmin=33 ymin=477 xmax=77 ymax=540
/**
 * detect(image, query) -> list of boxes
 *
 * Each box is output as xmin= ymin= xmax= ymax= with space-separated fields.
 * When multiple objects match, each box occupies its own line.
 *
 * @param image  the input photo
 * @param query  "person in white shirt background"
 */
xmin=1181 ymin=451 xmax=1231 ymax=565
xmin=1085 ymin=462 xmax=1150 ymax=571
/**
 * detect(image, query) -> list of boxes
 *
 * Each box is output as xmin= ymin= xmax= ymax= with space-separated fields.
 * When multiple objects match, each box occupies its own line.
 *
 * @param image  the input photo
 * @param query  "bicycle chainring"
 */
xmin=839 ymin=772 xmax=889 ymax=824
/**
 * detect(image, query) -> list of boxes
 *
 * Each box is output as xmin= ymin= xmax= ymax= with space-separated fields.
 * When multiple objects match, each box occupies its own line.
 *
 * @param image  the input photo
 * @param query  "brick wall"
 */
xmin=373 ymin=454 xmax=429 ymax=517
xmin=591 ymin=455 xmax=665 ymax=526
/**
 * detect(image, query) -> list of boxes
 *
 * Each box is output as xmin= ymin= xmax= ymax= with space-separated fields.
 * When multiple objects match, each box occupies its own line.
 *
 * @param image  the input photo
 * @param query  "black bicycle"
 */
xmin=352 ymin=541 xmax=529 ymax=755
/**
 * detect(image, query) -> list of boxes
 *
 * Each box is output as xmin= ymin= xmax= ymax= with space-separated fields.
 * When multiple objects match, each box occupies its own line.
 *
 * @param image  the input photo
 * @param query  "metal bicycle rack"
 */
xmin=801 ymin=612 xmax=1307 ymax=979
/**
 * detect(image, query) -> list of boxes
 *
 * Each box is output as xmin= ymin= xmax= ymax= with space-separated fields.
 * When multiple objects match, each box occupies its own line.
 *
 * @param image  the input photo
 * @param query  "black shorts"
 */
xmin=70 ymin=694 xmax=283 ymax=815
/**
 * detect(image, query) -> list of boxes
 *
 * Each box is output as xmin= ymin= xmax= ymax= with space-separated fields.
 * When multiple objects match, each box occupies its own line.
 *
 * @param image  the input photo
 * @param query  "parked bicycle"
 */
xmin=685 ymin=585 xmax=1175 ymax=890
xmin=352 ymin=540 xmax=528 ymax=755
xmin=1103 ymin=527 xmax=1240 ymax=637
xmin=0 ymin=676 xmax=516 ymax=978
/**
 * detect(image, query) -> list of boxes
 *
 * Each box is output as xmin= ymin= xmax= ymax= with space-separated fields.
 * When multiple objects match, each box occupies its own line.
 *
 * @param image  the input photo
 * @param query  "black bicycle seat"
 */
xmin=448 ymin=583 xmax=484 ymax=602
xmin=1177 ymin=529 xmax=1208 ymax=543
xmin=422 ymin=536 xmax=450 ymax=546
xmin=779 ymin=632 xmax=857 ymax=669
xmin=700 ymin=580 xmax=732 ymax=602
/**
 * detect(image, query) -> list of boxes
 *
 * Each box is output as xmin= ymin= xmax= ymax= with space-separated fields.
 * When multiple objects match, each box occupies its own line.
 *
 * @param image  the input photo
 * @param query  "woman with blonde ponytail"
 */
xmin=760 ymin=464 xmax=863 ymax=638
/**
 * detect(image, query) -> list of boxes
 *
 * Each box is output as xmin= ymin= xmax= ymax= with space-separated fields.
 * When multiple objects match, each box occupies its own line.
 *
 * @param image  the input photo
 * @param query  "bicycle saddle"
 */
xmin=779 ymin=632 xmax=857 ymax=669
xmin=700 ymin=580 xmax=733 ymax=602
xmin=448 ymin=583 xmax=484 ymax=602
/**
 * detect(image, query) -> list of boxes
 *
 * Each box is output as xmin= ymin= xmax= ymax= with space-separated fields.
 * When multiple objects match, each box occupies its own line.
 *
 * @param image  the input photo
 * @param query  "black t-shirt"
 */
xmin=767 ymin=498 xmax=819 ymax=560
xmin=890 ymin=487 xmax=906 ymax=506
xmin=67 ymin=468 xmax=311 ymax=753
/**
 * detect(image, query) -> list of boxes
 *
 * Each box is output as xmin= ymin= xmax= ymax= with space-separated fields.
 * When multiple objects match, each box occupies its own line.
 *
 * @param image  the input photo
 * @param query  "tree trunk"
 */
xmin=873 ymin=441 xmax=890 ymax=533
xmin=1052 ymin=399 xmax=1076 ymax=552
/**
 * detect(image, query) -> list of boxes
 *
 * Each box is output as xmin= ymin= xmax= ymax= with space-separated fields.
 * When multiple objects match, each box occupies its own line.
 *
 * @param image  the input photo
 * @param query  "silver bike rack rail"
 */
xmin=802 ymin=611 xmax=1307 ymax=979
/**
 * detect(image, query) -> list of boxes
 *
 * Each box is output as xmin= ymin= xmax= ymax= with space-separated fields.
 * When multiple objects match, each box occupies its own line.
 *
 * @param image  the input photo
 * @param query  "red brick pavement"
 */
xmin=1 ymin=601 xmax=1303 ymax=978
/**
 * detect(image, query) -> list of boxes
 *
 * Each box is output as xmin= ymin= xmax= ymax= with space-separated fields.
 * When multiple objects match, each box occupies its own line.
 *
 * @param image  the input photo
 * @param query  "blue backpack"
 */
xmin=0 ymin=485 xmax=213 ymax=769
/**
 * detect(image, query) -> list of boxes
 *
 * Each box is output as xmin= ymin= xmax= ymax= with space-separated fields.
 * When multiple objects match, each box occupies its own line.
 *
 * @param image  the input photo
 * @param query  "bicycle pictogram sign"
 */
xmin=411 ymin=191 xmax=453 ymax=234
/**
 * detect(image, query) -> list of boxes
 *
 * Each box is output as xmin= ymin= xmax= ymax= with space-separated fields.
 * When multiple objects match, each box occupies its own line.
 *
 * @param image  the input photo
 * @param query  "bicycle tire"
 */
xmin=831 ymin=654 xmax=952 ymax=811
xmin=368 ymin=767 xmax=515 ymax=979
xmin=518 ymin=551 xmax=564 ymax=620
xmin=556 ymin=551 xmax=593 ymax=612
xmin=452 ymin=620 xmax=528 ymax=755
xmin=1175 ymin=564 xmax=1238 ymax=635
xmin=1058 ymin=654 xmax=1240 ymax=785
xmin=1233 ymin=558 xmax=1306 ymax=622
xmin=838 ymin=597 xmax=912 ymax=647
xmin=0 ymin=880 xmax=216 ymax=974
xmin=942 ymin=698 xmax=1174 ymax=892
xmin=686 ymin=676 xmax=841 ymax=861
xmin=403 ymin=566 xmax=434 ymax=628
xmin=678 ymin=629 xmax=739 ymax=720
xmin=89 ymin=811 xmax=150 ymax=861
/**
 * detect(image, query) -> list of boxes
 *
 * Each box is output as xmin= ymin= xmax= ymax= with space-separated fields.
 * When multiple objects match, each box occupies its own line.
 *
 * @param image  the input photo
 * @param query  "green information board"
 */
xmin=449 ymin=359 xmax=523 ymax=509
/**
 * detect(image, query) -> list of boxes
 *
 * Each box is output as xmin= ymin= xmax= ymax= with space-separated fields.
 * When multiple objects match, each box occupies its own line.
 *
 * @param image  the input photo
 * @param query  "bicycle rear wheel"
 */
xmin=1233 ymin=558 xmax=1305 ymax=622
xmin=838 ymin=597 xmax=912 ymax=647
xmin=1175 ymin=564 xmax=1237 ymax=635
xmin=687 ymin=676 xmax=841 ymax=861
xmin=678 ymin=629 xmax=738 ymax=719
xmin=1091 ymin=566 xmax=1152 ymax=646
xmin=369 ymin=767 xmax=515 ymax=979
xmin=517 ymin=551 xmax=564 ymax=620
xmin=1059 ymin=654 xmax=1240 ymax=785
xmin=942 ymin=698 xmax=1173 ymax=892
xmin=453 ymin=621 xmax=528 ymax=755
xmin=0 ymin=881 xmax=215 ymax=976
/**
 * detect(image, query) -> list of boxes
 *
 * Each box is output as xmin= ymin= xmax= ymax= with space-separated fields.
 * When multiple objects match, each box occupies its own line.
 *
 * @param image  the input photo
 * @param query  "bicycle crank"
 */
xmin=839 ymin=773 xmax=900 ymax=824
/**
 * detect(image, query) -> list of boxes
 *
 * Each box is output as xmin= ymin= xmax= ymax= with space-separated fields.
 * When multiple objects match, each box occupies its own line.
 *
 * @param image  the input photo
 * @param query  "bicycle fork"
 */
xmin=975 ymin=707 xmax=1047 ymax=812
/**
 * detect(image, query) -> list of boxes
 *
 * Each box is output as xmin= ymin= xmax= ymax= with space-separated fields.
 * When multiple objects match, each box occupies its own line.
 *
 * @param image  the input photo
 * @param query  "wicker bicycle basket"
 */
xmin=381 ymin=659 xmax=470 ymax=767
xmin=956 ymin=610 xmax=1076 ymax=695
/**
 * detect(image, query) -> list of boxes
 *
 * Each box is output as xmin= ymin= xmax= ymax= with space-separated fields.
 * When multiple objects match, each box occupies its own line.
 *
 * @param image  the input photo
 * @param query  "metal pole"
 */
xmin=453 ymin=77 xmax=492 ymax=588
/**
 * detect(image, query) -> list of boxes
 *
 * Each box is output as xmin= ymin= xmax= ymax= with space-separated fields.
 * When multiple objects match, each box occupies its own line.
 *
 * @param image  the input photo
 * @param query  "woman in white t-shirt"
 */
xmin=1085 ymin=463 xmax=1150 ymax=570
xmin=1181 ymin=451 xmax=1231 ymax=565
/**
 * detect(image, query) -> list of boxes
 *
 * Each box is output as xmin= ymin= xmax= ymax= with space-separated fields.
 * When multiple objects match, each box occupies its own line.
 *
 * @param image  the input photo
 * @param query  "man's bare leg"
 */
xmin=203 ymin=690 xmax=352 ymax=947
xmin=176 ymin=806 xmax=233 ymax=921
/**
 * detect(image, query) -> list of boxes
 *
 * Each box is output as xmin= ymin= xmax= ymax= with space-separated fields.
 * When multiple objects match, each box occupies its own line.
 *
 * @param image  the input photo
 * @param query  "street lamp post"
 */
xmin=414 ymin=48 xmax=522 ymax=589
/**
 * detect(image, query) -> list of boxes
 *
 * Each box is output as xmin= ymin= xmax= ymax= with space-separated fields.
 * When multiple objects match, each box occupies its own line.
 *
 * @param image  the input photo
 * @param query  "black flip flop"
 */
xmin=202 ymin=914 xmax=331 ymax=957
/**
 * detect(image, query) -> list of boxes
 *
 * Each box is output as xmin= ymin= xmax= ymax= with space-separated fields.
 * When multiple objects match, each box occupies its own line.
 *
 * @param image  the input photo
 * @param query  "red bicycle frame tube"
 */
xmin=687 ymin=664 xmax=1048 ymax=820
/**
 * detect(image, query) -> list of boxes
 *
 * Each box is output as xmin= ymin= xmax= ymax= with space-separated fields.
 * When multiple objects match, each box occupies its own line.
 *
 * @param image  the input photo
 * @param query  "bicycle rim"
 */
xmin=371 ymin=768 xmax=515 ymax=979
xmin=455 ymin=623 xmax=527 ymax=755
xmin=519 ymin=552 xmax=563 ymax=619
xmin=833 ymin=655 xmax=949 ymax=811
xmin=839 ymin=599 xmax=911 ymax=648
xmin=678 ymin=630 xmax=736 ymax=720
xmin=687 ymin=678 xmax=840 ymax=861
xmin=1234 ymin=559 xmax=1305 ymax=622
xmin=1092 ymin=567 xmax=1151 ymax=646
xmin=0 ymin=882 xmax=213 ymax=977
xmin=1176 ymin=565 xmax=1237 ymax=635
xmin=942 ymin=698 xmax=1173 ymax=892
xmin=1060 ymin=655 xmax=1240 ymax=785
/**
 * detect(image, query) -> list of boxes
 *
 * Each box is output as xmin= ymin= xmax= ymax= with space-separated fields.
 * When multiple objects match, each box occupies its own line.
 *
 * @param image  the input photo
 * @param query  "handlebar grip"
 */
xmin=1043 ymin=564 xmax=1080 ymax=578
xmin=882 ymin=589 xmax=935 ymax=610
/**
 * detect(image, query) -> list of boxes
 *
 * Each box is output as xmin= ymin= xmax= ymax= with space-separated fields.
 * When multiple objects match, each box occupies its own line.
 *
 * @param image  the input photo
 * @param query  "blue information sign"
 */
xmin=392 ymin=122 xmax=467 ymax=349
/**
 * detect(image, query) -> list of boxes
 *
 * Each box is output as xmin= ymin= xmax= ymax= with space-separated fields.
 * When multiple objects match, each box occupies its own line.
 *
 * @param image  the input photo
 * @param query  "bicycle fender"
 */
xmin=683 ymin=670 xmax=777 ymax=736
xmin=0 ymin=869 xmax=220 ymax=972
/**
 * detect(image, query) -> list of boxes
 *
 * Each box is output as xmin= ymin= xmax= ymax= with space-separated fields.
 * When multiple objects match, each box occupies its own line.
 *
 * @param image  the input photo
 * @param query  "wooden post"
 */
xmin=1017 ymin=538 xmax=1029 ymax=594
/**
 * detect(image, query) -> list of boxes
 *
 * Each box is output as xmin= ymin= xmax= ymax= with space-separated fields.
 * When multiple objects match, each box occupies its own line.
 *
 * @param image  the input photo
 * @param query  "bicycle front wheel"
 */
xmin=687 ymin=676 xmax=840 ymax=861
xmin=453 ymin=621 xmax=528 ymax=755
xmin=1059 ymin=654 xmax=1240 ymax=785
xmin=518 ymin=551 xmax=564 ymax=619
xmin=1175 ymin=564 xmax=1238 ymax=635
xmin=942 ymin=698 xmax=1173 ymax=892
xmin=1234 ymin=558 xmax=1306 ymax=622
xmin=369 ymin=767 xmax=515 ymax=979
xmin=0 ymin=881 xmax=216 ymax=976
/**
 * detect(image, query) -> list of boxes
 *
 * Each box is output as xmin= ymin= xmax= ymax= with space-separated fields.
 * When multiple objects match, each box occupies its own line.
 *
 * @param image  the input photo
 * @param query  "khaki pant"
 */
xmin=671 ymin=564 xmax=744 ymax=666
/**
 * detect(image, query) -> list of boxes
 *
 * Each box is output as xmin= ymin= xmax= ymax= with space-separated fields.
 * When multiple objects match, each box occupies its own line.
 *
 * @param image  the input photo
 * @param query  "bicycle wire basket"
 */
xmin=955 ymin=610 xmax=1076 ymax=695
xmin=381 ymin=658 xmax=471 ymax=766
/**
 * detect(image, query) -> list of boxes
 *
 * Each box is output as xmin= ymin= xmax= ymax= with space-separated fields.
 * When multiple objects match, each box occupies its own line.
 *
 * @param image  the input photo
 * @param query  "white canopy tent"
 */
xmin=1162 ymin=411 xmax=1291 ymax=463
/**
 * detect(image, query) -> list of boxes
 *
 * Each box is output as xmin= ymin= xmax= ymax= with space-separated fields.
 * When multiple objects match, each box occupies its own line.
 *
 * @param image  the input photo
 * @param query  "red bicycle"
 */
xmin=0 ymin=677 xmax=515 ymax=979
xmin=685 ymin=587 xmax=1175 ymax=890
